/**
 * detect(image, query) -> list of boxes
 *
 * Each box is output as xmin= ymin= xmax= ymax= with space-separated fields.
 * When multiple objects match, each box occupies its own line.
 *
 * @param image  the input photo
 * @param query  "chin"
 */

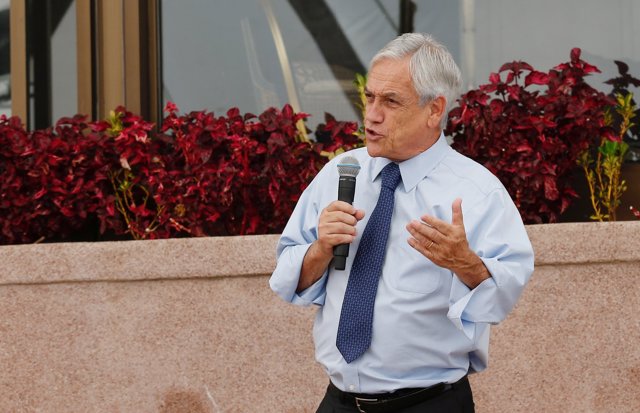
xmin=366 ymin=143 xmax=385 ymax=159
xmin=367 ymin=145 xmax=401 ymax=161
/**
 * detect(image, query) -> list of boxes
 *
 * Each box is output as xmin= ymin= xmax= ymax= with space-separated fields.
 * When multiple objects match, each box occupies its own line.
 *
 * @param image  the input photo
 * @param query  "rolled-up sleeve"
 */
xmin=270 ymin=243 xmax=328 ymax=305
xmin=447 ymin=188 xmax=534 ymax=339
xmin=269 ymin=173 xmax=330 ymax=306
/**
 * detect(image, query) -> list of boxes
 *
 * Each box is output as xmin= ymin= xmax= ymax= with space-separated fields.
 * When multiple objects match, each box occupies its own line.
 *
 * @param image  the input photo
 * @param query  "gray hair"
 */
xmin=370 ymin=33 xmax=462 ymax=129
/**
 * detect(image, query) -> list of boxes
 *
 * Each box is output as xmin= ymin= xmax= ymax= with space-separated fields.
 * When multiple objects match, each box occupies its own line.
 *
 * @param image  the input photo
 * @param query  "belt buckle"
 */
xmin=354 ymin=396 xmax=378 ymax=413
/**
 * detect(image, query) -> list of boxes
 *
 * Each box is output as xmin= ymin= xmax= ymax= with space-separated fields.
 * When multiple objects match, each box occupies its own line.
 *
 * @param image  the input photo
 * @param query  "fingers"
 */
xmin=406 ymin=199 xmax=468 ymax=268
xmin=317 ymin=201 xmax=365 ymax=251
xmin=451 ymin=198 xmax=464 ymax=226
xmin=418 ymin=213 xmax=450 ymax=235
xmin=407 ymin=236 xmax=435 ymax=259
xmin=325 ymin=200 xmax=357 ymax=214
xmin=418 ymin=199 xmax=465 ymax=232
xmin=322 ymin=201 xmax=364 ymax=226
xmin=406 ymin=220 xmax=444 ymax=247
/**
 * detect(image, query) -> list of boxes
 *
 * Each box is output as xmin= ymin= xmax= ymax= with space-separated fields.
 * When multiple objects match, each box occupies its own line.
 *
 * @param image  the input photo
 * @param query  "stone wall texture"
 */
xmin=1 ymin=221 xmax=639 ymax=412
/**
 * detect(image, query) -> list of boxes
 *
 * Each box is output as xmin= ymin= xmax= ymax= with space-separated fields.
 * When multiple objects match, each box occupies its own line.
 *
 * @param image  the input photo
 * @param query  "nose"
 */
xmin=365 ymin=100 xmax=383 ymax=125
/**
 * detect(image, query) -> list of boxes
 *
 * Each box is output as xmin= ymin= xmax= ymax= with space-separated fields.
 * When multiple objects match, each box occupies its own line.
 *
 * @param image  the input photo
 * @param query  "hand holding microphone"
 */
xmin=332 ymin=156 xmax=361 ymax=270
xmin=296 ymin=158 xmax=363 ymax=292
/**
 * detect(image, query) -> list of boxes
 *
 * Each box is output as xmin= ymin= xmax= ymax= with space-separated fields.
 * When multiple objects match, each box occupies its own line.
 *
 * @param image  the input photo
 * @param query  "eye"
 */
xmin=385 ymin=97 xmax=400 ymax=106
xmin=364 ymin=92 xmax=374 ymax=103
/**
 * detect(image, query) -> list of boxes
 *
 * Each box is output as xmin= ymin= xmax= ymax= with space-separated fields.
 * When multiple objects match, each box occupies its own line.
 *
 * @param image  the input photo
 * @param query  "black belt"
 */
xmin=327 ymin=376 xmax=467 ymax=413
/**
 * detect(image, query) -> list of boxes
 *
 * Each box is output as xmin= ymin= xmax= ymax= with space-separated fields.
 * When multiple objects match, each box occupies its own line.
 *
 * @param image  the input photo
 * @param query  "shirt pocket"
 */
xmin=385 ymin=243 xmax=448 ymax=295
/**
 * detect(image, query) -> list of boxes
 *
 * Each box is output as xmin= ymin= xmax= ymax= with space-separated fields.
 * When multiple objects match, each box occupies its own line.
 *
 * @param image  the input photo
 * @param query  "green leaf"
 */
xmin=598 ymin=140 xmax=627 ymax=157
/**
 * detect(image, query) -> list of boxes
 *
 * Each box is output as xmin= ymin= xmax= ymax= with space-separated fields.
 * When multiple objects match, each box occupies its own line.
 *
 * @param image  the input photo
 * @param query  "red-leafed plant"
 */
xmin=314 ymin=112 xmax=362 ymax=159
xmin=0 ymin=114 xmax=117 ymax=243
xmin=152 ymin=104 xmax=326 ymax=236
xmin=142 ymin=104 xmax=360 ymax=238
xmin=0 ymin=104 xmax=361 ymax=245
xmin=447 ymin=48 xmax=615 ymax=224
xmin=91 ymin=108 xmax=160 ymax=238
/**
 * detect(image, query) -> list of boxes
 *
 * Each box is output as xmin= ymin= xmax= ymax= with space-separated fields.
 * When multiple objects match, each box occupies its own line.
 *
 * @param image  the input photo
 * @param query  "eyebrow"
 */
xmin=364 ymin=87 xmax=401 ymax=100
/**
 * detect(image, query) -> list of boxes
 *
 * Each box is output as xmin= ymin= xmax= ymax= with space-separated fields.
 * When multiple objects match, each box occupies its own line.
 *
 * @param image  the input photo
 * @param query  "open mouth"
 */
xmin=366 ymin=128 xmax=383 ymax=140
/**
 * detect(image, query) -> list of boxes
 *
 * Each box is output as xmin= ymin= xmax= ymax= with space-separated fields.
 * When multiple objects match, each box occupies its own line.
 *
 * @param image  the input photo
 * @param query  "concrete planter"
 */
xmin=1 ymin=222 xmax=639 ymax=412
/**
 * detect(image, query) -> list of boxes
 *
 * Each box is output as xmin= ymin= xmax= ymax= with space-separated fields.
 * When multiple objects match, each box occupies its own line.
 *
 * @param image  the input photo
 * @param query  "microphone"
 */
xmin=333 ymin=156 xmax=361 ymax=270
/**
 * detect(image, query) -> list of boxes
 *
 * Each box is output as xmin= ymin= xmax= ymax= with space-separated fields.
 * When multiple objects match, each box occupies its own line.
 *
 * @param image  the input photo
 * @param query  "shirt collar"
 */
xmin=370 ymin=132 xmax=451 ymax=192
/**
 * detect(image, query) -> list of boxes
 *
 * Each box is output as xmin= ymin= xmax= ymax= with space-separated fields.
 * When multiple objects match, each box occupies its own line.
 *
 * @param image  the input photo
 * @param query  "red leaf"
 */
xmin=544 ymin=176 xmax=559 ymax=201
xmin=507 ymin=85 xmax=521 ymax=101
xmin=570 ymin=48 xmax=582 ymax=63
xmin=515 ymin=143 xmax=533 ymax=153
xmin=582 ymin=62 xmax=600 ymax=74
xmin=524 ymin=71 xmax=550 ymax=86
xmin=164 ymin=101 xmax=178 ymax=114
xmin=34 ymin=187 xmax=47 ymax=200
xmin=499 ymin=61 xmax=534 ymax=74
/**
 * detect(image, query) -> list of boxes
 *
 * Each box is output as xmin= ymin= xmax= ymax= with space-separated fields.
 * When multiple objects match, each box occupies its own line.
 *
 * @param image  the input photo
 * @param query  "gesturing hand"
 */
xmin=406 ymin=198 xmax=490 ymax=289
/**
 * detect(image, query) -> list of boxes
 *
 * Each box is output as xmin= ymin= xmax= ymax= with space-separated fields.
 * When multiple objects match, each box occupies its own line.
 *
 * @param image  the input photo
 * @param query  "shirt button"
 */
xmin=348 ymin=385 xmax=356 ymax=391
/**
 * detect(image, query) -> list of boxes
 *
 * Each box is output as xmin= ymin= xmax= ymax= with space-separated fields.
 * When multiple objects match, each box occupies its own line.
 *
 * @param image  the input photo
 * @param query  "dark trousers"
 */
xmin=316 ymin=377 xmax=475 ymax=413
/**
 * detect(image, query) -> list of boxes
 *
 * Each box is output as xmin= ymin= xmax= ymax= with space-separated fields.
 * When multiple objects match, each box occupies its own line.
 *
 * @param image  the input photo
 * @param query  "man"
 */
xmin=270 ymin=33 xmax=534 ymax=413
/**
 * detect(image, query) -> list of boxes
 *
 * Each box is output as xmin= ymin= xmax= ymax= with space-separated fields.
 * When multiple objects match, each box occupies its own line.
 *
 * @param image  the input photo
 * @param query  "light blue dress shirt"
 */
xmin=270 ymin=133 xmax=534 ymax=394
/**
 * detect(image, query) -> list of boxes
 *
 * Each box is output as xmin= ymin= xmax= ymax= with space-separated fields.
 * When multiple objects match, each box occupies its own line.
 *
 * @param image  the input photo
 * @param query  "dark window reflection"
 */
xmin=26 ymin=0 xmax=77 ymax=128
xmin=0 ymin=1 xmax=10 ymax=117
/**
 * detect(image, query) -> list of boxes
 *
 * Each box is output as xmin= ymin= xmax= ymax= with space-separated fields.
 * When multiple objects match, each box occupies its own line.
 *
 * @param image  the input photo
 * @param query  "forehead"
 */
xmin=366 ymin=57 xmax=415 ymax=96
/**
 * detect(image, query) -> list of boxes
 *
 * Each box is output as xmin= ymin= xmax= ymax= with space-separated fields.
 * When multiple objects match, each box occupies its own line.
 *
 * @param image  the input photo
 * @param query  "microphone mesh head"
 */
xmin=337 ymin=156 xmax=361 ymax=178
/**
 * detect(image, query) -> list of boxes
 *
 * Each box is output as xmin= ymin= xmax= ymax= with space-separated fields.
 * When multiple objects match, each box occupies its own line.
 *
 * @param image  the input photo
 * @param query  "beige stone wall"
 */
xmin=1 ymin=222 xmax=639 ymax=412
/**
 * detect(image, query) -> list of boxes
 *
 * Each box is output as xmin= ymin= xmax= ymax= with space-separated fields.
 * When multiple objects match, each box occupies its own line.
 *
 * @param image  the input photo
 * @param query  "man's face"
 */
xmin=364 ymin=57 xmax=443 ymax=162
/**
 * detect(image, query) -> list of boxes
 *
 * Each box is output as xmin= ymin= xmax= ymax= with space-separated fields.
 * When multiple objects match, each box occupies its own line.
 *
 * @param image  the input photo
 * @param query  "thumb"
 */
xmin=452 ymin=198 xmax=464 ymax=226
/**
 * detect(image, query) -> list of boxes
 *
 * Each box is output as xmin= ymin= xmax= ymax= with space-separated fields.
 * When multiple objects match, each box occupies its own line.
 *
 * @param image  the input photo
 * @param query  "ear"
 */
xmin=426 ymin=96 xmax=447 ymax=129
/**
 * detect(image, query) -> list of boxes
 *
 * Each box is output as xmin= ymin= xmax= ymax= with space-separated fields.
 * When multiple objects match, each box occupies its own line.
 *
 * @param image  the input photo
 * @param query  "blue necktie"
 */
xmin=336 ymin=162 xmax=402 ymax=363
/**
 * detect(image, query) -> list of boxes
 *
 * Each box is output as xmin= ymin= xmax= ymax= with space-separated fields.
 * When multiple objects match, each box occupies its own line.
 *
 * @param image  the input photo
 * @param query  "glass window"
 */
xmin=49 ymin=0 xmax=77 ymax=123
xmin=0 ymin=0 xmax=10 ymax=118
xmin=465 ymin=0 xmax=640 ymax=92
xmin=26 ymin=0 xmax=77 ymax=128
xmin=161 ymin=0 xmax=425 ymax=129
xmin=462 ymin=0 xmax=640 ymax=160
xmin=160 ymin=0 xmax=640 ymax=143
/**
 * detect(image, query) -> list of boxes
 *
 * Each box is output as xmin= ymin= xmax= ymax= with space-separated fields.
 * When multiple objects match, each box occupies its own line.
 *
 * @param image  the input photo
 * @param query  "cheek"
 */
xmin=386 ymin=114 xmax=409 ymax=143
xmin=403 ymin=110 xmax=427 ymax=134
xmin=385 ymin=112 xmax=403 ymax=131
xmin=390 ymin=113 xmax=426 ymax=152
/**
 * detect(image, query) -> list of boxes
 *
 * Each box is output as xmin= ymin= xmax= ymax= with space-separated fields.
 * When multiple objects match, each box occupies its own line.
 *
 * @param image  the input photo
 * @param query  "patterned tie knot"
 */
xmin=381 ymin=162 xmax=401 ymax=190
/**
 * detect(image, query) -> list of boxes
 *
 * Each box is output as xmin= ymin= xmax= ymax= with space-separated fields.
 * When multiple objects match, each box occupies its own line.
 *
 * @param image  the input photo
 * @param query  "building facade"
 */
xmin=2 ymin=1 xmax=639 ymax=127
xmin=2 ymin=1 xmax=639 ymax=218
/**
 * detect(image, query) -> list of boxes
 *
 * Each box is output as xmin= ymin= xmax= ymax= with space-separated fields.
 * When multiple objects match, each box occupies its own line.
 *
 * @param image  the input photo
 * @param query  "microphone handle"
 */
xmin=333 ymin=176 xmax=356 ymax=270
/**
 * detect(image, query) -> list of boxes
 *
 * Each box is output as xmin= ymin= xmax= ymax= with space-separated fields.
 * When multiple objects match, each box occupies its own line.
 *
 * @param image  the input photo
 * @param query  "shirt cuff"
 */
xmin=270 ymin=243 xmax=327 ymax=306
xmin=293 ymin=273 xmax=328 ymax=306
xmin=447 ymin=275 xmax=494 ymax=340
xmin=447 ymin=255 xmax=528 ymax=339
